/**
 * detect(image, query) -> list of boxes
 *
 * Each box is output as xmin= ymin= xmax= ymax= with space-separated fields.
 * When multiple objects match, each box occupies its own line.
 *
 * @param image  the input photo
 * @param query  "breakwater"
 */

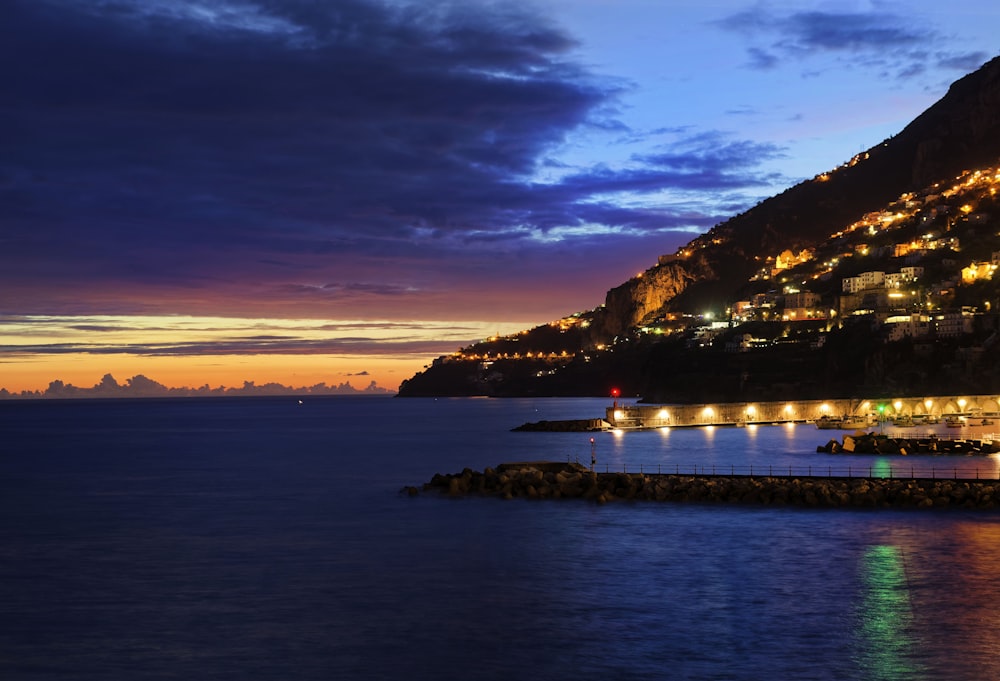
xmin=512 ymin=418 xmax=608 ymax=432
xmin=818 ymin=432 xmax=1000 ymax=455
xmin=407 ymin=461 xmax=1000 ymax=509
xmin=606 ymin=393 xmax=1000 ymax=429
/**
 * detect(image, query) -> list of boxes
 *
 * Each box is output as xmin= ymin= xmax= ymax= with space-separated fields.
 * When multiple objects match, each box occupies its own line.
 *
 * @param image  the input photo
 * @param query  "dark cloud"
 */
xmin=0 ymin=0 xmax=784 ymax=317
xmin=716 ymin=7 xmax=985 ymax=78
xmin=1 ymin=335 xmax=462 ymax=357
xmin=746 ymin=47 xmax=779 ymax=70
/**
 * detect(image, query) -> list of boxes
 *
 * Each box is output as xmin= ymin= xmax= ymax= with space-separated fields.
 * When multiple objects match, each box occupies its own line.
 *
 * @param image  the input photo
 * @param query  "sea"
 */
xmin=2 ymin=395 xmax=1000 ymax=681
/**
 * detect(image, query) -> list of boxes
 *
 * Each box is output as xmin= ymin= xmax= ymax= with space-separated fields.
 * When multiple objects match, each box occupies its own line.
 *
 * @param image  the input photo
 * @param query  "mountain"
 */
xmin=598 ymin=54 xmax=1000 ymax=337
xmin=399 ymin=56 xmax=1000 ymax=400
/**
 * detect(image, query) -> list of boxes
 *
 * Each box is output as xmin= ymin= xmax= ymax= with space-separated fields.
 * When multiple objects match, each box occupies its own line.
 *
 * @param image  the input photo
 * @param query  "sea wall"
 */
xmin=608 ymin=394 xmax=1000 ymax=429
xmin=407 ymin=462 xmax=1000 ymax=510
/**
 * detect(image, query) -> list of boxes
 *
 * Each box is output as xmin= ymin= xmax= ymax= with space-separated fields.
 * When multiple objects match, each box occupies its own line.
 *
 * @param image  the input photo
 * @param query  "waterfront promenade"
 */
xmin=606 ymin=394 xmax=1000 ymax=429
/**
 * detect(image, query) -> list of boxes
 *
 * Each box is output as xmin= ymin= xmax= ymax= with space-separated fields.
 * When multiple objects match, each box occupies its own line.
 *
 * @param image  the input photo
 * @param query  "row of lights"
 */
xmin=613 ymin=397 xmax=994 ymax=424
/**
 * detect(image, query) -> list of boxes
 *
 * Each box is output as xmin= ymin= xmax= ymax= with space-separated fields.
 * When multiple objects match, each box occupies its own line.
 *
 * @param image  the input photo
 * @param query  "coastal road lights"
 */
xmin=745 ymin=405 xmax=756 ymax=422
xmin=958 ymin=398 xmax=968 ymax=412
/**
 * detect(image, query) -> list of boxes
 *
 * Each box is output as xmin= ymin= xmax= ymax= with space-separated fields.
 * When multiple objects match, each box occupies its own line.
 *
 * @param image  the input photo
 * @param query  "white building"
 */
xmin=842 ymin=271 xmax=885 ymax=293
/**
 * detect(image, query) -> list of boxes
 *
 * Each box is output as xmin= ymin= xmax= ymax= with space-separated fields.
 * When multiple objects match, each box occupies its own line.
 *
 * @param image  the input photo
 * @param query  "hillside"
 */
xmin=398 ymin=56 xmax=1000 ymax=400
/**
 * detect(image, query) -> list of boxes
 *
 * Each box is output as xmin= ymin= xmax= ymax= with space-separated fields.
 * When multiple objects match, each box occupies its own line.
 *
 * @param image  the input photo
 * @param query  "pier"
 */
xmin=604 ymin=394 xmax=1000 ymax=430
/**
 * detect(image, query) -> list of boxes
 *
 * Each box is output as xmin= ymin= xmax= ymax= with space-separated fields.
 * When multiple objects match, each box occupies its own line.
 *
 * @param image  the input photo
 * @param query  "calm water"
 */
xmin=2 ymin=396 xmax=1000 ymax=680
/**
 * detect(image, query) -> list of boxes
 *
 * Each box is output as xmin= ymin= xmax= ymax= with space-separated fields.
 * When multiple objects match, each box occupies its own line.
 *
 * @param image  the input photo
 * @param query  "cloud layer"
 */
xmin=1 ymin=0 xmax=796 ymax=320
xmin=716 ymin=6 xmax=989 ymax=79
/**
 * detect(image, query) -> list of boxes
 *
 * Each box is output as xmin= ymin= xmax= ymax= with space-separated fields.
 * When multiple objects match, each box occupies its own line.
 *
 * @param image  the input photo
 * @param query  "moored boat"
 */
xmin=815 ymin=415 xmax=842 ymax=429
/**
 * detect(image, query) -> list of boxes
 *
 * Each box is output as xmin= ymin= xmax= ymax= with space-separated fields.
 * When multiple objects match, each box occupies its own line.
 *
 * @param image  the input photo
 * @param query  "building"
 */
xmin=885 ymin=314 xmax=931 ymax=342
xmin=961 ymin=262 xmax=996 ymax=284
xmin=842 ymin=271 xmax=885 ymax=293
xmin=935 ymin=311 xmax=974 ymax=337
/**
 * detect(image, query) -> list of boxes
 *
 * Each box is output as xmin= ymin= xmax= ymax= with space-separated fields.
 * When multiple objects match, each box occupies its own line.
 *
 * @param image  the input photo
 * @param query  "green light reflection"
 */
xmin=871 ymin=459 xmax=892 ymax=479
xmin=855 ymin=544 xmax=926 ymax=680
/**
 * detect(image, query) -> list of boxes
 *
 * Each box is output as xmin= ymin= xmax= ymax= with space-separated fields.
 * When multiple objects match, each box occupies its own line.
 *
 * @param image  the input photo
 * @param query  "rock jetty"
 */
xmin=817 ymin=433 xmax=1000 ymax=455
xmin=511 ymin=419 xmax=608 ymax=432
xmin=404 ymin=461 xmax=1000 ymax=510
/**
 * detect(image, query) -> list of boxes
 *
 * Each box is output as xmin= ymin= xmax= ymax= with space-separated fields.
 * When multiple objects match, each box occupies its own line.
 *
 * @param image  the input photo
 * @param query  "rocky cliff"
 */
xmin=398 ymin=56 xmax=1000 ymax=398
xmin=596 ymin=254 xmax=713 ymax=335
xmin=595 ymin=55 xmax=1000 ymax=337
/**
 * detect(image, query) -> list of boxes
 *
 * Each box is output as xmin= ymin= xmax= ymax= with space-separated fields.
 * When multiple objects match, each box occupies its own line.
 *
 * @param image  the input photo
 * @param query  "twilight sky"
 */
xmin=2 ymin=0 xmax=998 ymax=393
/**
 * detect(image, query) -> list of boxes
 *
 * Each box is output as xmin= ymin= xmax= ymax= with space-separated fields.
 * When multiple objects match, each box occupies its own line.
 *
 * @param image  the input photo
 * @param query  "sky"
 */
xmin=2 ymin=0 xmax=998 ymax=394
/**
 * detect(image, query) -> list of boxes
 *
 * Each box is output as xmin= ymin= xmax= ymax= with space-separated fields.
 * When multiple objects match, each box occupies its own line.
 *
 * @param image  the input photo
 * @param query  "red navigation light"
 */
xmin=610 ymin=388 xmax=620 ymax=398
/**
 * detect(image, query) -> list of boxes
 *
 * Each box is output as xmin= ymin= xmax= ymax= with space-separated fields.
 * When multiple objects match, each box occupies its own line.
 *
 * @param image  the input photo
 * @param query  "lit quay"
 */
xmin=602 ymin=395 xmax=1000 ymax=430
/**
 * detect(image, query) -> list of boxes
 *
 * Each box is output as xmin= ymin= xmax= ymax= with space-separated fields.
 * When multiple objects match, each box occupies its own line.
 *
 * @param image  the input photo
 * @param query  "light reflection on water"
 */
xmin=3 ymin=397 xmax=1000 ymax=680
xmin=588 ymin=421 xmax=1000 ymax=479
xmin=855 ymin=544 xmax=925 ymax=680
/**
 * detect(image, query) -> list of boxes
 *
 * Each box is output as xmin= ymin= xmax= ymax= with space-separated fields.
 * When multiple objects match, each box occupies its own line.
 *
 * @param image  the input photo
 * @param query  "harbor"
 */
xmin=603 ymin=394 xmax=1000 ymax=431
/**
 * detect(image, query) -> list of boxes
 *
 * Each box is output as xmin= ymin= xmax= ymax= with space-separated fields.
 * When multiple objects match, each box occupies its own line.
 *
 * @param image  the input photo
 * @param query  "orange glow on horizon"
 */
xmin=0 ymin=352 xmax=423 ymax=394
xmin=1 ymin=314 xmax=527 ymax=395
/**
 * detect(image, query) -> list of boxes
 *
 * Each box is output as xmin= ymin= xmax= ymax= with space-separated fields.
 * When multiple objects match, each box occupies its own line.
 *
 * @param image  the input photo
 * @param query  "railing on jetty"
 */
xmin=883 ymin=431 xmax=1000 ymax=442
xmin=591 ymin=462 xmax=1000 ymax=481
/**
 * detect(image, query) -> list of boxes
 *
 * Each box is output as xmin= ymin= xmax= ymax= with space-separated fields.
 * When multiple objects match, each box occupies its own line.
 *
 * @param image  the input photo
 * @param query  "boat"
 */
xmin=840 ymin=415 xmax=871 ymax=430
xmin=945 ymin=416 xmax=965 ymax=428
xmin=815 ymin=415 xmax=842 ymax=430
xmin=815 ymin=415 xmax=870 ymax=430
xmin=892 ymin=415 xmax=915 ymax=427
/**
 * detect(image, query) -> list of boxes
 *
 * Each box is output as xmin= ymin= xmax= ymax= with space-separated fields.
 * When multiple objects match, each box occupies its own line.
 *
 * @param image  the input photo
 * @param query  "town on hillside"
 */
xmin=399 ymin=166 xmax=1000 ymax=399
